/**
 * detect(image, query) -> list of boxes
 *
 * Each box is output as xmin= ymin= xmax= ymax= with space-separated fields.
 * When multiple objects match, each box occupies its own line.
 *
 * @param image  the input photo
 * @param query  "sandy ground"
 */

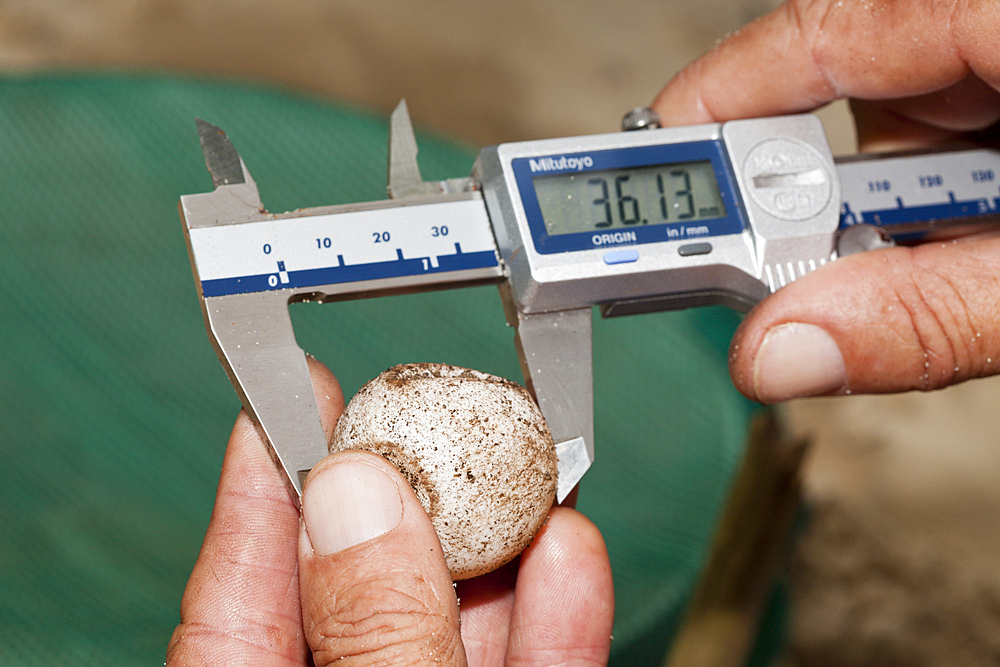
xmin=782 ymin=387 xmax=1000 ymax=666
xmin=3 ymin=1 xmax=999 ymax=664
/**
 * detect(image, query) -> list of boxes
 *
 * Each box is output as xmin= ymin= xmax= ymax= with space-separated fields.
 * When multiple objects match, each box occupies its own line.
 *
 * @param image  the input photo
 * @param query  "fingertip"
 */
xmin=518 ymin=506 xmax=613 ymax=602
xmin=652 ymin=8 xmax=808 ymax=125
xmin=530 ymin=507 xmax=607 ymax=559
xmin=728 ymin=272 xmax=851 ymax=404
xmin=731 ymin=238 xmax=1000 ymax=401
xmin=299 ymin=450 xmax=450 ymax=571
xmin=651 ymin=60 xmax=718 ymax=127
xmin=749 ymin=322 xmax=848 ymax=403
xmin=507 ymin=507 xmax=613 ymax=665
xmin=301 ymin=452 xmax=404 ymax=556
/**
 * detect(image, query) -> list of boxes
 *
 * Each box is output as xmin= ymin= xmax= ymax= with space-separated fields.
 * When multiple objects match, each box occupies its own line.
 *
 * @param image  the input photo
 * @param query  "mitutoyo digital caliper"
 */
xmin=180 ymin=102 xmax=1000 ymax=504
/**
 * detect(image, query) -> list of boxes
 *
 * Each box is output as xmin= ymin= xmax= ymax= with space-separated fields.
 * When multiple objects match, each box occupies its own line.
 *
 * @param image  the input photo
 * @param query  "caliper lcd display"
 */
xmin=512 ymin=140 xmax=745 ymax=254
xmin=534 ymin=160 xmax=726 ymax=234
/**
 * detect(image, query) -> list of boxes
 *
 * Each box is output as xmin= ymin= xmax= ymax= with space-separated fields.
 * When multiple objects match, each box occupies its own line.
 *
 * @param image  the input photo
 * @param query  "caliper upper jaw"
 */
xmin=181 ymin=121 xmax=328 ymax=506
xmin=387 ymin=100 xmax=477 ymax=199
xmin=197 ymin=118 xmax=253 ymax=189
xmin=191 ymin=119 xmax=266 ymax=224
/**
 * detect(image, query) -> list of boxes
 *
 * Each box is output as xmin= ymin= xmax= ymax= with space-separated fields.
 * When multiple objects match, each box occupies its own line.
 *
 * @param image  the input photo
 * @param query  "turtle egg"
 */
xmin=329 ymin=363 xmax=558 ymax=579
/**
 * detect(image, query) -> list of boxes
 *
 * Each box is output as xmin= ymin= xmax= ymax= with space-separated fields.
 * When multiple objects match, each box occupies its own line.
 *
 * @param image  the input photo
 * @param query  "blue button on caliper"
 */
xmin=602 ymin=248 xmax=639 ymax=265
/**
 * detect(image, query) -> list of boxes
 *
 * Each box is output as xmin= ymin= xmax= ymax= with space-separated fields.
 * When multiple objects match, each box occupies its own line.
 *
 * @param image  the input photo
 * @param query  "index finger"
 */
xmin=651 ymin=0 xmax=992 ymax=126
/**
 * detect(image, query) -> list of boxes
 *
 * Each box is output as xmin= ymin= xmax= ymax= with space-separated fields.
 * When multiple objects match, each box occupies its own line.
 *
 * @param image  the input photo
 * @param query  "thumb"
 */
xmin=298 ymin=450 xmax=467 ymax=667
xmin=730 ymin=235 xmax=1000 ymax=402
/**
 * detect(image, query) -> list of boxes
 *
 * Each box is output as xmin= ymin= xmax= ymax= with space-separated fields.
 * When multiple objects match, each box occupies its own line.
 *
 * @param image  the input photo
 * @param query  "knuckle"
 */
xmin=891 ymin=256 xmax=984 ymax=390
xmin=166 ymin=619 xmax=303 ymax=665
xmin=305 ymin=571 xmax=463 ymax=667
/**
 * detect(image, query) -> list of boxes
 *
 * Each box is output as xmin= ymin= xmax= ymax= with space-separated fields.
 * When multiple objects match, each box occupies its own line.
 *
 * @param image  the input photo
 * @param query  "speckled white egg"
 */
xmin=329 ymin=363 xmax=558 ymax=580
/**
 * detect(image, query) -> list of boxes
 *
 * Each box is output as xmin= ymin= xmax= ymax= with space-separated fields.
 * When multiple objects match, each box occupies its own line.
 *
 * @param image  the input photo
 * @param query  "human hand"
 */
xmin=652 ymin=0 xmax=1000 ymax=403
xmin=166 ymin=357 xmax=614 ymax=666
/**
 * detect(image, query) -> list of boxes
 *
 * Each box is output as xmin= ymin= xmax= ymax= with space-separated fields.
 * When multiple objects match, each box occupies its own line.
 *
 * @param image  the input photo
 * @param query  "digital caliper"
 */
xmin=180 ymin=102 xmax=1000 ymax=504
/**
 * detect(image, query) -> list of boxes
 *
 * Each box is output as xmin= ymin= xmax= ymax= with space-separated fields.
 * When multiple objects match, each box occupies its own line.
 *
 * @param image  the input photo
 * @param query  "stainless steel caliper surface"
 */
xmin=180 ymin=102 xmax=1000 ymax=503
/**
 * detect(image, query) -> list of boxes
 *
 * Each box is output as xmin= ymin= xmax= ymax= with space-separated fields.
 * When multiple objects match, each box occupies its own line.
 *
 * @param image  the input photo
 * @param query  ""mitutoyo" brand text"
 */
xmin=529 ymin=155 xmax=594 ymax=172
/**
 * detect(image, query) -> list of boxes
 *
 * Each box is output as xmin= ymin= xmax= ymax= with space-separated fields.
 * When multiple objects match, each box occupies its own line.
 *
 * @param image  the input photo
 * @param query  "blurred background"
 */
xmin=1 ymin=0 xmax=999 ymax=665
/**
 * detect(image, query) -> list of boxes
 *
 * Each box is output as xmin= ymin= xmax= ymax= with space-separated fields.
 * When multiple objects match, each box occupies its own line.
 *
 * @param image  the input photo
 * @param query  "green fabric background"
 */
xmin=0 ymin=74 xmax=765 ymax=665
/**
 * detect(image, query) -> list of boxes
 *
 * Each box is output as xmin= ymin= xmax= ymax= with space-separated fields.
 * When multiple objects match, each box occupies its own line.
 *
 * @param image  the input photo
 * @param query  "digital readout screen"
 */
xmin=532 ymin=160 xmax=727 ymax=236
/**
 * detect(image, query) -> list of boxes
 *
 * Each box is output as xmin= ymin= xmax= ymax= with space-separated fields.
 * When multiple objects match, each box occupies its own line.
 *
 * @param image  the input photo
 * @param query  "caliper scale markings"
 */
xmin=190 ymin=197 xmax=498 ymax=298
xmin=837 ymin=149 xmax=1000 ymax=235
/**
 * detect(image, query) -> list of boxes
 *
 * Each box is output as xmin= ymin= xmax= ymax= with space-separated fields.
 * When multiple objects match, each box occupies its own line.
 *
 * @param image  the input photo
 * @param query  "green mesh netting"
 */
xmin=0 ymin=74 xmax=763 ymax=665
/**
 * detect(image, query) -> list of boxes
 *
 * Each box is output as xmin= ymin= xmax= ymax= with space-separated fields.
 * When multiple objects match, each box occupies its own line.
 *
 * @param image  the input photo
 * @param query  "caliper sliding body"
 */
xmin=180 ymin=102 xmax=1000 ymax=504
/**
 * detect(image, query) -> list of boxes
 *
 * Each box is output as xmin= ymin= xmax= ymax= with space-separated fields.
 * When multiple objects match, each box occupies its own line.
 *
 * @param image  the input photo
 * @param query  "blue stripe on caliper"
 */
xmin=200 ymin=249 xmax=499 ymax=298
xmin=840 ymin=192 xmax=994 ymax=229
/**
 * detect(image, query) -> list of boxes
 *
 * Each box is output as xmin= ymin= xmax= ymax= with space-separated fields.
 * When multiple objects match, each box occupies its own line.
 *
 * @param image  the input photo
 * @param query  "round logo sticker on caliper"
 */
xmin=743 ymin=138 xmax=832 ymax=221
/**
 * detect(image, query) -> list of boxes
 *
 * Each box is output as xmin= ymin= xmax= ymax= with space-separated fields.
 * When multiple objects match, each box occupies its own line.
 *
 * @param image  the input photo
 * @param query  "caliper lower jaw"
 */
xmin=202 ymin=291 xmax=327 ymax=506
xmin=390 ymin=99 xmax=593 ymax=504
xmin=498 ymin=284 xmax=594 ymax=504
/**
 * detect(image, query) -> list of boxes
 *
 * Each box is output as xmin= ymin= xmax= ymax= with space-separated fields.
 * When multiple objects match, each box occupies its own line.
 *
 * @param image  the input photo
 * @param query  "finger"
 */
xmin=167 ymin=357 xmax=344 ymax=666
xmin=651 ymin=0 xmax=999 ymax=127
xmin=505 ymin=507 xmax=614 ymax=667
xmin=872 ymin=75 xmax=1000 ymax=133
xmin=298 ymin=450 xmax=467 ymax=667
xmin=455 ymin=562 xmax=517 ymax=666
xmin=729 ymin=234 xmax=1000 ymax=403
xmin=166 ymin=411 xmax=306 ymax=666
xmin=849 ymin=98 xmax=975 ymax=153
xmin=851 ymin=76 xmax=1000 ymax=152
xmin=653 ymin=2 xmax=843 ymax=125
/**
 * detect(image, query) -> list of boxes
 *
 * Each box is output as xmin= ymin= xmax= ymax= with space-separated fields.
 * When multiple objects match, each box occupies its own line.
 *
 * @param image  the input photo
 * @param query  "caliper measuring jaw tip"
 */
xmin=387 ymin=100 xmax=478 ymax=199
xmin=181 ymin=114 xmax=593 ymax=506
xmin=197 ymin=118 xmax=252 ymax=188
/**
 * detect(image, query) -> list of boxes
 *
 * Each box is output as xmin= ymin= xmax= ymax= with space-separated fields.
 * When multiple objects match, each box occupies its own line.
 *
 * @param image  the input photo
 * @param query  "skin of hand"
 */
xmin=652 ymin=0 xmax=1000 ymax=403
xmin=166 ymin=356 xmax=615 ymax=667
